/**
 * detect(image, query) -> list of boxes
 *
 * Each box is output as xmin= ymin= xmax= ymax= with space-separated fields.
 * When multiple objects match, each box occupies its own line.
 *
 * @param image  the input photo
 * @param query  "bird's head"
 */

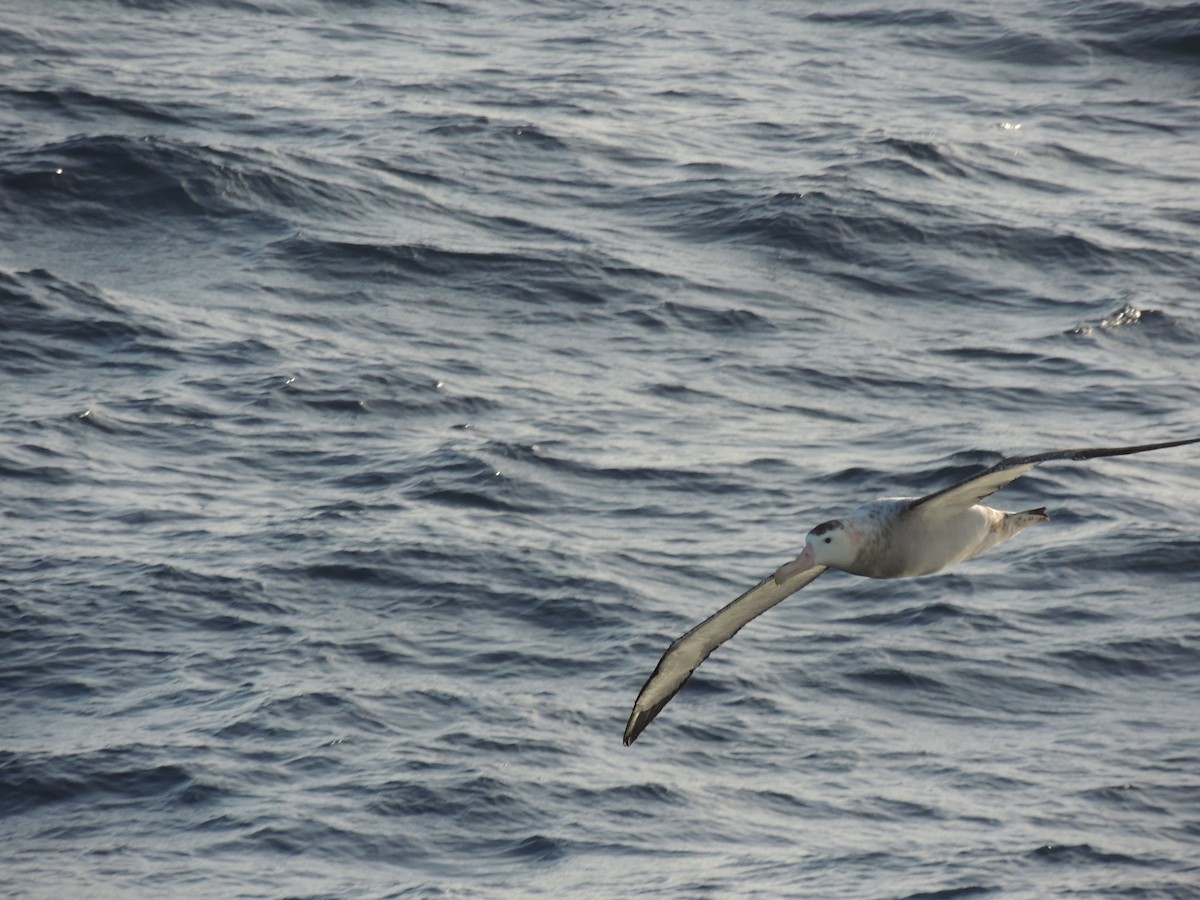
xmin=773 ymin=519 xmax=856 ymax=582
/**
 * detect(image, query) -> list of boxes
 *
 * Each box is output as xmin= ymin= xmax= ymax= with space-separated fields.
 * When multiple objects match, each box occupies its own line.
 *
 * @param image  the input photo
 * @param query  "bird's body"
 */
xmin=787 ymin=497 xmax=1047 ymax=581
xmin=623 ymin=437 xmax=1199 ymax=746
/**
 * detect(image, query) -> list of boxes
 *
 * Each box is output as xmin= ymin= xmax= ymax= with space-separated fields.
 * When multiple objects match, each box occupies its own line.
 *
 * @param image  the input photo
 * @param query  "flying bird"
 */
xmin=623 ymin=437 xmax=1199 ymax=746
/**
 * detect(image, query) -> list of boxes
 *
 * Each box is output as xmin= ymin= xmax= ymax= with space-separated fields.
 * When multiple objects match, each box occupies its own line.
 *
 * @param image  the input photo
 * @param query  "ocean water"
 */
xmin=2 ymin=1 xmax=1199 ymax=897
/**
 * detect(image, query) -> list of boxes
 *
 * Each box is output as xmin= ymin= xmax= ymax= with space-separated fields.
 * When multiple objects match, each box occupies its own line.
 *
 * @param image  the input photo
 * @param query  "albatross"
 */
xmin=623 ymin=437 xmax=1199 ymax=746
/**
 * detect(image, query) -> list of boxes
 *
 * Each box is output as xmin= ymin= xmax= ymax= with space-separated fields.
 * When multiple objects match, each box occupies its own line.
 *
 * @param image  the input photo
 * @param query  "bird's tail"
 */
xmin=1006 ymin=506 xmax=1050 ymax=534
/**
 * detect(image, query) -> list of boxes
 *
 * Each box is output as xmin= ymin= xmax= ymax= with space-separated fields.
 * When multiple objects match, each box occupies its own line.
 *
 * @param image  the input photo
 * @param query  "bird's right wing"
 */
xmin=623 ymin=564 xmax=827 ymax=746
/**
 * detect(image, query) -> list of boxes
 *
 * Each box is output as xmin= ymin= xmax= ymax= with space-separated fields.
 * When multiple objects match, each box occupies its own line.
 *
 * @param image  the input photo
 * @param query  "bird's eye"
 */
xmin=824 ymin=537 xmax=832 ymax=544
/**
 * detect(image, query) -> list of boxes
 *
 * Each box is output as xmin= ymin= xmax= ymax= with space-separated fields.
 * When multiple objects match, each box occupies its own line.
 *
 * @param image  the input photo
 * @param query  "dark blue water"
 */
xmin=3 ymin=1 xmax=1199 ymax=897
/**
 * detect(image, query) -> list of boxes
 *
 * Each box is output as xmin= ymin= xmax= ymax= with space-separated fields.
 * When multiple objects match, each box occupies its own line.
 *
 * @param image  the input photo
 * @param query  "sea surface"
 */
xmin=2 ymin=1 xmax=1199 ymax=897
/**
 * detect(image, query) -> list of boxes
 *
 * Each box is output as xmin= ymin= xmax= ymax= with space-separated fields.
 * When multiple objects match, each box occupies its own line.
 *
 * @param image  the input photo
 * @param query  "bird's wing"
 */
xmin=906 ymin=437 xmax=1200 ymax=514
xmin=623 ymin=564 xmax=827 ymax=746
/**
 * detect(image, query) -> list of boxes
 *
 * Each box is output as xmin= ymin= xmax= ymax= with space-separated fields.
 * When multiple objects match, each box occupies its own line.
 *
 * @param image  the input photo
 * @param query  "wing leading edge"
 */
xmin=623 ymin=564 xmax=827 ymax=745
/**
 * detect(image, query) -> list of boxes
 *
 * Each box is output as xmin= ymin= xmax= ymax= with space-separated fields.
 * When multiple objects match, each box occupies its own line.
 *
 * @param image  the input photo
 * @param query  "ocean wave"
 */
xmin=0 ymin=268 xmax=179 ymax=376
xmin=1066 ymin=1 xmax=1200 ymax=63
xmin=0 ymin=747 xmax=200 ymax=816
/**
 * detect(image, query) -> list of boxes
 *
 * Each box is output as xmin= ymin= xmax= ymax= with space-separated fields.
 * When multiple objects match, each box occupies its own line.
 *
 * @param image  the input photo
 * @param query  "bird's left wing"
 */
xmin=907 ymin=437 xmax=1200 ymax=514
xmin=623 ymin=564 xmax=827 ymax=746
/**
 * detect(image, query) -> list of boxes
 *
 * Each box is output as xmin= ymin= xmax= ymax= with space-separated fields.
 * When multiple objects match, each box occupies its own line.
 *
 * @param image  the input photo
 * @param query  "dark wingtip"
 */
xmin=623 ymin=682 xmax=685 ymax=747
xmin=1068 ymin=436 xmax=1200 ymax=462
xmin=623 ymin=713 xmax=646 ymax=747
xmin=622 ymin=701 xmax=662 ymax=746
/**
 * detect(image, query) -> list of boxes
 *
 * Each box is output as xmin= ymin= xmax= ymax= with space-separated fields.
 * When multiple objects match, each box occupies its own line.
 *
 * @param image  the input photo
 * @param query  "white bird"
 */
xmin=623 ymin=437 xmax=1199 ymax=746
